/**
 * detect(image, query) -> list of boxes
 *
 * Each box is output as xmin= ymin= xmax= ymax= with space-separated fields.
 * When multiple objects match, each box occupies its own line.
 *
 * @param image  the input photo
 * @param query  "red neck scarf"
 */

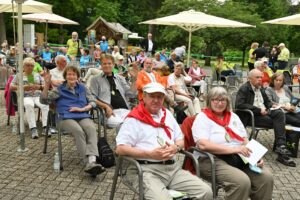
xmin=127 ymin=102 xmax=172 ymax=139
xmin=202 ymin=108 xmax=244 ymax=142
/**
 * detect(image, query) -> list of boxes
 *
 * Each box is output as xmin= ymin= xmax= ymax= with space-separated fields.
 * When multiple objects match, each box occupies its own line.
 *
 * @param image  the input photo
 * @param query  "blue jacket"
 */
xmin=56 ymin=82 xmax=90 ymax=119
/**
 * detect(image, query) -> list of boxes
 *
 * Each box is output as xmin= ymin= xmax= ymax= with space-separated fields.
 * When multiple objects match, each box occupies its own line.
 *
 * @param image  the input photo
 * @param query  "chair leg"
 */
xmin=110 ymin=157 xmax=123 ymax=200
xmin=58 ymin=122 xmax=63 ymax=171
xmin=43 ymin=112 xmax=51 ymax=154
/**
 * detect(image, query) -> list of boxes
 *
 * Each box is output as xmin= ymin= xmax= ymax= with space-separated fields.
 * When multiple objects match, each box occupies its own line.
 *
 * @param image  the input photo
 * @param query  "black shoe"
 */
xmin=84 ymin=162 xmax=106 ymax=176
xmin=275 ymin=145 xmax=292 ymax=156
xmin=276 ymin=154 xmax=296 ymax=167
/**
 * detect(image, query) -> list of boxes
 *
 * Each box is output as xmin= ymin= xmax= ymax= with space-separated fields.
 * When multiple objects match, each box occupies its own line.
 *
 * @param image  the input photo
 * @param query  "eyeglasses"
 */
xmin=25 ymin=64 xmax=34 ymax=67
xmin=255 ymin=76 xmax=263 ymax=79
xmin=211 ymin=98 xmax=227 ymax=103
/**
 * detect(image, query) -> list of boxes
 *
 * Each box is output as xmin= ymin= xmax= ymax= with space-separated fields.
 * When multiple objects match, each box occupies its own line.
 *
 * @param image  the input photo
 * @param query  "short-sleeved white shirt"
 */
xmin=192 ymin=111 xmax=247 ymax=148
xmin=116 ymin=108 xmax=183 ymax=161
xmin=50 ymin=67 xmax=64 ymax=81
xmin=167 ymin=73 xmax=191 ymax=93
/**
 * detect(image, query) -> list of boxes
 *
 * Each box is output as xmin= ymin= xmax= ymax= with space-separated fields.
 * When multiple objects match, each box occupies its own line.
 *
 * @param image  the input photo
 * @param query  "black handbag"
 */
xmin=216 ymin=154 xmax=248 ymax=169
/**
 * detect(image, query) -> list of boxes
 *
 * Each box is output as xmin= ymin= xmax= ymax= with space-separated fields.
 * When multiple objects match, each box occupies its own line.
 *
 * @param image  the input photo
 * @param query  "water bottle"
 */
xmin=53 ymin=152 xmax=60 ymax=172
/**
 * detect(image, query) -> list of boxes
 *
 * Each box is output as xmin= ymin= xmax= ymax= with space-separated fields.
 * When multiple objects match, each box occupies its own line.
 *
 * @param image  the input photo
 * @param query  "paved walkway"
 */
xmin=0 ymin=90 xmax=300 ymax=200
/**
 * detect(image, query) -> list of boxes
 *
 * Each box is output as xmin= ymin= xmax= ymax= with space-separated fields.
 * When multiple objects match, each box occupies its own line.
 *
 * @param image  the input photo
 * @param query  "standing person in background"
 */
xmin=141 ymin=33 xmax=156 ymax=57
xmin=269 ymin=45 xmax=280 ymax=72
xmin=277 ymin=43 xmax=290 ymax=70
xmin=99 ymin=36 xmax=109 ymax=53
xmin=66 ymin=32 xmax=82 ymax=61
xmin=252 ymin=41 xmax=270 ymax=61
xmin=248 ymin=42 xmax=259 ymax=71
xmin=174 ymin=45 xmax=186 ymax=62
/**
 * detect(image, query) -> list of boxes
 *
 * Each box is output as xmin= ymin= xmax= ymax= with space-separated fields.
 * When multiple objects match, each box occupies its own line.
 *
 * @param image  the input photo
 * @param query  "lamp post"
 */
xmin=15 ymin=0 xmax=28 ymax=152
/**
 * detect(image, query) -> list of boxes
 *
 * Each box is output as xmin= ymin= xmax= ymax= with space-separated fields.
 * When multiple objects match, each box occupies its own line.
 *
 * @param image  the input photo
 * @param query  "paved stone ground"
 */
xmin=1 ymin=88 xmax=300 ymax=200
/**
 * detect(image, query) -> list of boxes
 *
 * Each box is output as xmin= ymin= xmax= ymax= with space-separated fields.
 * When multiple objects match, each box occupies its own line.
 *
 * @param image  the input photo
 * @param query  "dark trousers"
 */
xmin=253 ymin=109 xmax=286 ymax=146
xmin=248 ymin=62 xmax=254 ymax=71
xmin=277 ymin=61 xmax=288 ymax=70
xmin=286 ymin=112 xmax=300 ymax=127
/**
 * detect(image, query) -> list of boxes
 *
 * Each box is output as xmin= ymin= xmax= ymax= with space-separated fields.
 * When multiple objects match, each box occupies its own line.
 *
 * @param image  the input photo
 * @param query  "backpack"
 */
xmin=96 ymin=137 xmax=115 ymax=168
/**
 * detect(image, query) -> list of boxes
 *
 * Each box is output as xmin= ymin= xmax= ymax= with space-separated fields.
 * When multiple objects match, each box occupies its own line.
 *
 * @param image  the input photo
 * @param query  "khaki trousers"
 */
xmin=199 ymin=157 xmax=274 ymax=200
xmin=60 ymin=118 xmax=98 ymax=158
xmin=126 ymin=162 xmax=213 ymax=200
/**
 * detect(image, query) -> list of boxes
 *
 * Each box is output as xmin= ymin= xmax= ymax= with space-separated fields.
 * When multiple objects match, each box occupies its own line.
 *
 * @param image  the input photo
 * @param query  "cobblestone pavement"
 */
xmin=1 ymin=90 xmax=300 ymax=200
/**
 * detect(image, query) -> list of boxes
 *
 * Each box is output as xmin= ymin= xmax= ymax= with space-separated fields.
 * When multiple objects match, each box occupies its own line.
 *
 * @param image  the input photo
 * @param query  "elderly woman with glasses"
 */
xmin=41 ymin=65 xmax=105 ymax=176
xmin=192 ymin=87 xmax=273 ymax=200
xmin=10 ymin=57 xmax=49 ymax=139
xmin=265 ymin=72 xmax=300 ymax=127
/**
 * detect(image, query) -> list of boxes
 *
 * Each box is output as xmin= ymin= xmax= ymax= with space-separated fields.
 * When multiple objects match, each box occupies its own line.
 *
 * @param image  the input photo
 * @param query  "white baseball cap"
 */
xmin=278 ymin=43 xmax=285 ymax=47
xmin=143 ymin=82 xmax=166 ymax=95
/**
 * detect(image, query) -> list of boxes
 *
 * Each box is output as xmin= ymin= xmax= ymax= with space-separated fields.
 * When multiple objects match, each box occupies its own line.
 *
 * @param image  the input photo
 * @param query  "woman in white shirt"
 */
xmin=192 ymin=87 xmax=273 ymax=200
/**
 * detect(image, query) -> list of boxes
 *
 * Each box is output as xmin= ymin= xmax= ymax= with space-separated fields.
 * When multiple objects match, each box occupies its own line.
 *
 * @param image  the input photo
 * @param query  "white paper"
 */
xmin=285 ymin=125 xmax=300 ymax=132
xmin=239 ymin=139 xmax=268 ymax=166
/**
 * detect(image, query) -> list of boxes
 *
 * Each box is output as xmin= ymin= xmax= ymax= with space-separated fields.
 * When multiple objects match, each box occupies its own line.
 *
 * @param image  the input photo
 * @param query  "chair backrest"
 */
xmin=181 ymin=115 xmax=197 ymax=174
xmin=230 ymin=91 xmax=238 ymax=110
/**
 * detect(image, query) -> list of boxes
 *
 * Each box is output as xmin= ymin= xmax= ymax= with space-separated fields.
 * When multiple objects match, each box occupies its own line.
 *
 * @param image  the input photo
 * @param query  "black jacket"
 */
xmin=235 ymin=81 xmax=273 ymax=126
xmin=140 ymin=39 xmax=156 ymax=55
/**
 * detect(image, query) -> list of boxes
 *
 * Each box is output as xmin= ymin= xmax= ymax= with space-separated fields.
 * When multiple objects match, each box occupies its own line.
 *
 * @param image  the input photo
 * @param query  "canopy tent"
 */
xmin=1 ymin=0 xmax=52 ymax=152
xmin=14 ymin=13 xmax=79 ymax=43
xmin=140 ymin=9 xmax=254 ymax=65
xmin=262 ymin=14 xmax=300 ymax=25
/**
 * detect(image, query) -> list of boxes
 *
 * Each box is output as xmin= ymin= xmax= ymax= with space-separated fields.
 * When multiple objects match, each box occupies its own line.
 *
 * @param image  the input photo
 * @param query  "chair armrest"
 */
xmin=179 ymin=149 xmax=200 ymax=177
xmin=235 ymin=108 xmax=255 ymax=138
xmin=188 ymin=147 xmax=218 ymax=198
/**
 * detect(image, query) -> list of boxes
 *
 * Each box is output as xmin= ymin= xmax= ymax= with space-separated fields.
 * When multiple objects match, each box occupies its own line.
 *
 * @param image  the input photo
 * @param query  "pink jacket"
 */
xmin=5 ymin=75 xmax=16 ymax=116
xmin=188 ymin=67 xmax=206 ymax=84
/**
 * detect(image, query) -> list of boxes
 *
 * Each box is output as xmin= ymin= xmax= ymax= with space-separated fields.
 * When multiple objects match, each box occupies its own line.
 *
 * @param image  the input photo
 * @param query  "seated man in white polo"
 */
xmin=90 ymin=54 xmax=137 ymax=128
xmin=116 ymin=82 xmax=212 ymax=200
xmin=168 ymin=62 xmax=201 ymax=116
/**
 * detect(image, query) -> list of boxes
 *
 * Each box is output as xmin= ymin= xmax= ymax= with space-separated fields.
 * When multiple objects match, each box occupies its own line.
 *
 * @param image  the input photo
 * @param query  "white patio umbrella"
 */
xmin=0 ymin=0 xmax=52 ymax=44
xmin=0 ymin=0 xmax=52 ymax=13
xmin=140 ymin=9 xmax=254 ymax=65
xmin=0 ymin=0 xmax=52 ymax=152
xmin=14 ymin=13 xmax=79 ymax=43
xmin=262 ymin=14 xmax=300 ymax=25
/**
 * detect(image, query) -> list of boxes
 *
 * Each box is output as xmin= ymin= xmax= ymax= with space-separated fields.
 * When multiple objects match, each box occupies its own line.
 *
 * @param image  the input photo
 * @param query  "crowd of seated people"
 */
xmin=3 ymin=34 xmax=300 ymax=197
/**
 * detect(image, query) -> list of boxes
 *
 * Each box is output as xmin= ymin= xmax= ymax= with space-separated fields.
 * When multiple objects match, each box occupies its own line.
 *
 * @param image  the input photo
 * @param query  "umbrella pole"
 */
xmin=16 ymin=0 xmax=28 ymax=152
xmin=12 ymin=0 xmax=16 ymax=45
xmin=187 ymin=28 xmax=192 ymax=67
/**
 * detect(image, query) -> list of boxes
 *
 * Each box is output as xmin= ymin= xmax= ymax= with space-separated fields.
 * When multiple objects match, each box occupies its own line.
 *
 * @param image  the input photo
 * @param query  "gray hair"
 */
xmin=23 ymin=57 xmax=35 ymax=66
xmin=206 ymin=87 xmax=231 ymax=112
xmin=254 ymin=60 xmax=264 ymax=69
xmin=55 ymin=55 xmax=67 ymax=64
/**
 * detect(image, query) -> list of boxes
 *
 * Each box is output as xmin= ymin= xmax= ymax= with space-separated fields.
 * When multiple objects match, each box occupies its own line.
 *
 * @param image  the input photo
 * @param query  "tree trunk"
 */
xmin=242 ymin=47 xmax=246 ymax=68
xmin=204 ymin=44 xmax=212 ymax=67
xmin=0 ymin=13 xmax=6 ymax=44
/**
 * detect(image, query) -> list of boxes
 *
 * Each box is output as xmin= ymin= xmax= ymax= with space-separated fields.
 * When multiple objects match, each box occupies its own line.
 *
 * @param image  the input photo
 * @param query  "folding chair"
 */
xmin=43 ymin=106 xmax=103 ymax=171
xmin=110 ymin=125 xmax=200 ymax=200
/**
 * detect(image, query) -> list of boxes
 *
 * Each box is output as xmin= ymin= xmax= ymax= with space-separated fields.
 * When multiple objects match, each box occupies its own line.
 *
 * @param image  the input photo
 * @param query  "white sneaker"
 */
xmin=31 ymin=128 xmax=39 ymax=139
xmin=42 ymin=127 xmax=51 ymax=137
